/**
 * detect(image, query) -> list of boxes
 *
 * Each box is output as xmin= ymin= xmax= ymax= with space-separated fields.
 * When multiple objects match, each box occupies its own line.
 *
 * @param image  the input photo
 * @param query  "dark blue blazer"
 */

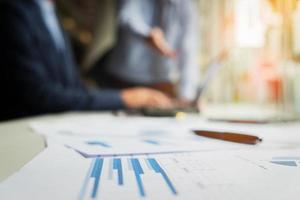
xmin=0 ymin=0 xmax=124 ymax=120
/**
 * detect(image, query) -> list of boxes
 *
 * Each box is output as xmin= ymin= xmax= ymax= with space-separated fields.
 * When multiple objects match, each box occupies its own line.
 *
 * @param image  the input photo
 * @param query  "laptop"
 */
xmin=140 ymin=51 xmax=227 ymax=117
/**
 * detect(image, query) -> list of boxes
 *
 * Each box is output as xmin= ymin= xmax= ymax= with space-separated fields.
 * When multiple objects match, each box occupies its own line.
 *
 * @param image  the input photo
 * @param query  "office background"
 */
xmin=56 ymin=0 xmax=300 ymax=118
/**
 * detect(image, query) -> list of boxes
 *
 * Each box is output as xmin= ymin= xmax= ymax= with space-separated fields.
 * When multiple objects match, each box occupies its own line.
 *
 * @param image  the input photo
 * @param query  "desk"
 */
xmin=0 ymin=112 xmax=123 ymax=182
xmin=0 ymin=113 xmax=85 ymax=182
xmin=1 ymin=112 xmax=300 ymax=200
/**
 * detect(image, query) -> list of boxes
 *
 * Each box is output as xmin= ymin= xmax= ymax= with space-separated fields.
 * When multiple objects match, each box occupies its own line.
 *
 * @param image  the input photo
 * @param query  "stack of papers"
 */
xmin=1 ymin=142 xmax=300 ymax=200
xmin=1 ymin=113 xmax=300 ymax=200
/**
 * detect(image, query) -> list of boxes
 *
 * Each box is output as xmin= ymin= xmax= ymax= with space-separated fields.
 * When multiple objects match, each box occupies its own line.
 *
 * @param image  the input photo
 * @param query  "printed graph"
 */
xmin=79 ymin=157 xmax=177 ymax=200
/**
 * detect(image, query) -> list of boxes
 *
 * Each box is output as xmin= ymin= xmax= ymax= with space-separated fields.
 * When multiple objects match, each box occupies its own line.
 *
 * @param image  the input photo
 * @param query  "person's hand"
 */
xmin=147 ymin=27 xmax=177 ymax=58
xmin=121 ymin=87 xmax=174 ymax=109
xmin=176 ymin=98 xmax=193 ymax=108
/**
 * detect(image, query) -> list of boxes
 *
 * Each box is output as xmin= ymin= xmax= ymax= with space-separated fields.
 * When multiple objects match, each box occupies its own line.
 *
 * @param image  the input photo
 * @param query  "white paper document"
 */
xmin=30 ymin=113 xmax=300 ymax=157
xmin=30 ymin=115 xmax=248 ymax=157
xmin=0 ymin=142 xmax=91 ymax=200
xmin=30 ymin=114 xmax=300 ymax=147
xmin=15 ymin=113 xmax=299 ymax=199
xmin=29 ymin=115 xmax=200 ymax=138
xmin=2 ymin=145 xmax=300 ymax=200
xmin=54 ymin=135 xmax=243 ymax=157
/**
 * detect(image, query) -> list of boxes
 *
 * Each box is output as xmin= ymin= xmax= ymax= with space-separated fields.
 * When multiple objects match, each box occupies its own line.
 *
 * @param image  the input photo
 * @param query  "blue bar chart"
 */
xmin=63 ymin=136 xmax=224 ymax=158
xmin=79 ymin=157 xmax=177 ymax=200
xmin=87 ymin=139 xmax=168 ymax=148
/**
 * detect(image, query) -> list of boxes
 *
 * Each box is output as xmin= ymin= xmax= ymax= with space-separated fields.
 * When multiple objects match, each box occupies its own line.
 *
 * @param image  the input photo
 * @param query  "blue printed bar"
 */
xmin=108 ymin=159 xmax=113 ymax=180
xmin=91 ymin=158 xmax=104 ymax=198
xmin=86 ymin=141 xmax=111 ymax=148
xmin=143 ymin=139 xmax=161 ymax=146
xmin=78 ymin=159 xmax=96 ymax=200
xmin=148 ymin=158 xmax=177 ymax=195
xmin=113 ymin=158 xmax=124 ymax=185
xmin=271 ymin=160 xmax=298 ymax=167
xmin=130 ymin=159 xmax=146 ymax=197
xmin=272 ymin=157 xmax=300 ymax=160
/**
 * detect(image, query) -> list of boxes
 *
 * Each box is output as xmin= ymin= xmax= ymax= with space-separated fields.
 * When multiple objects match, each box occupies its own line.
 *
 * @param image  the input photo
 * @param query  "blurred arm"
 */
xmin=117 ymin=0 xmax=152 ymax=37
xmin=177 ymin=1 xmax=200 ymax=101
xmin=0 ymin=4 xmax=124 ymax=113
xmin=117 ymin=0 xmax=176 ymax=58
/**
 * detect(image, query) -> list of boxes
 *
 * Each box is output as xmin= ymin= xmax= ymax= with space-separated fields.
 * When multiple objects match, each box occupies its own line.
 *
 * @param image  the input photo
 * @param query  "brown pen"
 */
xmin=193 ymin=130 xmax=263 ymax=145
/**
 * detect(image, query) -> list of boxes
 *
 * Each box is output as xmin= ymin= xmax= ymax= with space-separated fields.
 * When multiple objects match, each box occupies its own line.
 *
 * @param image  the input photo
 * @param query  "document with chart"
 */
xmin=30 ymin=116 xmax=247 ymax=157
xmin=1 ymin=142 xmax=300 ymax=200
xmin=29 ymin=115 xmax=207 ymax=138
xmin=56 ymin=135 xmax=243 ymax=157
xmin=77 ymin=150 xmax=300 ymax=200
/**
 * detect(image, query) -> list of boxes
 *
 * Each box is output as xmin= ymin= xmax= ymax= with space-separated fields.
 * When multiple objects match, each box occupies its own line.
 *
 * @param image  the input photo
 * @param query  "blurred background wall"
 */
xmin=56 ymin=0 xmax=117 ymax=70
xmin=56 ymin=0 xmax=300 ymax=118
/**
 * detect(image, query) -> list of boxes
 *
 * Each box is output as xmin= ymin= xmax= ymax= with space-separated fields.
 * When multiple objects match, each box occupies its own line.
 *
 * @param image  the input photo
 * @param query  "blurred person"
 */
xmin=92 ymin=0 xmax=200 ymax=105
xmin=0 ymin=0 xmax=173 ymax=121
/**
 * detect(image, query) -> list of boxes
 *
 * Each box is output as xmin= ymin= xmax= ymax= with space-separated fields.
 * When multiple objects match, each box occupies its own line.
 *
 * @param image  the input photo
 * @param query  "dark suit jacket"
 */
xmin=0 ymin=0 xmax=124 ymax=121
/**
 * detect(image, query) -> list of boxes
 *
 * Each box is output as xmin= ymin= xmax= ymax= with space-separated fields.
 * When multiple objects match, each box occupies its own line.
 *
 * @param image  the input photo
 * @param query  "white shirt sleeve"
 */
xmin=117 ymin=0 xmax=152 ymax=38
xmin=177 ymin=1 xmax=200 ymax=101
